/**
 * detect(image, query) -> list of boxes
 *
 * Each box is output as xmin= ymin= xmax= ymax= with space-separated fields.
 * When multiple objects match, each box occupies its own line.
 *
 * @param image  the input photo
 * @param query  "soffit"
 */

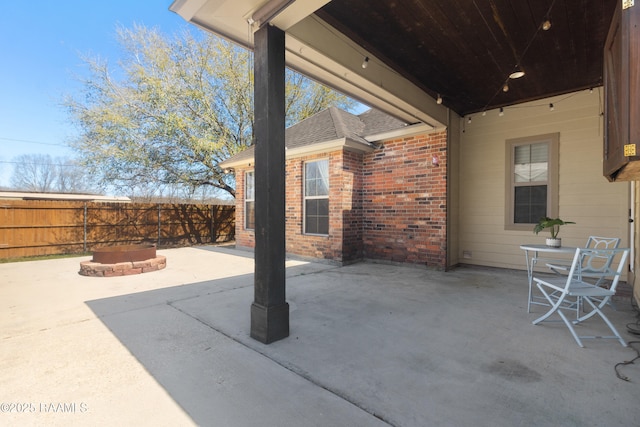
xmin=171 ymin=0 xmax=617 ymax=120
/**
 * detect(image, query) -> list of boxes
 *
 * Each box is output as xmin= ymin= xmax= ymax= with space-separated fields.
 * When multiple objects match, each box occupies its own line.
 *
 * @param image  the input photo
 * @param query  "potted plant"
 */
xmin=533 ymin=217 xmax=575 ymax=247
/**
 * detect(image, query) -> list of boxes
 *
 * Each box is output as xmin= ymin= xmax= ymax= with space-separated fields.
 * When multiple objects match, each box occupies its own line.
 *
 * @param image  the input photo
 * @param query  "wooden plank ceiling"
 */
xmin=316 ymin=0 xmax=617 ymax=116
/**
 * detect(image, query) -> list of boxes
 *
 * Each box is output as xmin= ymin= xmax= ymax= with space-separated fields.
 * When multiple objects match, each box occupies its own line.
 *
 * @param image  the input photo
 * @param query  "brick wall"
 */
xmin=340 ymin=150 xmax=364 ymax=262
xmin=285 ymin=152 xmax=337 ymax=261
xmin=235 ymin=150 xmax=363 ymax=263
xmin=362 ymin=130 xmax=448 ymax=268
xmin=233 ymin=129 xmax=447 ymax=268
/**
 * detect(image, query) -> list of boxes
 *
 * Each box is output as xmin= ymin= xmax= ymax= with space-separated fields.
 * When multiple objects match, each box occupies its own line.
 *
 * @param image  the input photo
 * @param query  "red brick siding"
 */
xmin=233 ymin=129 xmax=447 ymax=267
xmin=235 ymin=150 xmax=362 ymax=263
xmin=340 ymin=150 xmax=364 ymax=262
xmin=362 ymin=131 xmax=447 ymax=268
xmin=284 ymin=153 xmax=336 ymax=260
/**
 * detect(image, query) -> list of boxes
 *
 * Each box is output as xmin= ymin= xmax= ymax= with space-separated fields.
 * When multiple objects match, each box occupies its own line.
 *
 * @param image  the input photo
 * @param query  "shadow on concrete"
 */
xmin=86 ymin=257 xmax=640 ymax=427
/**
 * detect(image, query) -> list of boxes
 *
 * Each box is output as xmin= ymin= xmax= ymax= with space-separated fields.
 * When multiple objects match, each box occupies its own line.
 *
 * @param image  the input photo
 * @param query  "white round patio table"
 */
xmin=520 ymin=244 xmax=578 ymax=312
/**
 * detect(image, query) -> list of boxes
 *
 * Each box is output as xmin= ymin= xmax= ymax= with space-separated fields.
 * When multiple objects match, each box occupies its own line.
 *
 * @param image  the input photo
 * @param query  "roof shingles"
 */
xmin=221 ymin=107 xmax=407 ymax=166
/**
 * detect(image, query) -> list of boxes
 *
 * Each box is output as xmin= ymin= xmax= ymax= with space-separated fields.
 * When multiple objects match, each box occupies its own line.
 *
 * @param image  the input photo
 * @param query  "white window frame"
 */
xmin=505 ymin=133 xmax=559 ymax=231
xmin=245 ymin=170 xmax=255 ymax=230
xmin=303 ymin=159 xmax=329 ymax=236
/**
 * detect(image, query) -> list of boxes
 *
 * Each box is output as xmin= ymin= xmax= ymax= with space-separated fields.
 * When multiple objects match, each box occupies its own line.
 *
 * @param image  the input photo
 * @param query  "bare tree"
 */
xmin=10 ymin=154 xmax=57 ymax=192
xmin=10 ymin=154 xmax=95 ymax=193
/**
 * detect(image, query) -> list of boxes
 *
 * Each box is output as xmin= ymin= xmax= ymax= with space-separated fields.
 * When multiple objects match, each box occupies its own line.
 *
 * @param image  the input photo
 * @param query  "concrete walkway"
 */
xmin=1 ymin=245 xmax=639 ymax=426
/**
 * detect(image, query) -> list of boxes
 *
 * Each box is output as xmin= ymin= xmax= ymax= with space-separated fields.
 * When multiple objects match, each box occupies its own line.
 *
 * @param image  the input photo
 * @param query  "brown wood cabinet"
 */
xmin=604 ymin=1 xmax=640 ymax=181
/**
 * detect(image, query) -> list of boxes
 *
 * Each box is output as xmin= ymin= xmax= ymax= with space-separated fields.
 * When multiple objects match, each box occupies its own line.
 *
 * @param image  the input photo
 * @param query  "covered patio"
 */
xmin=1 ymin=245 xmax=638 ymax=426
xmin=168 ymin=0 xmax=639 ymax=344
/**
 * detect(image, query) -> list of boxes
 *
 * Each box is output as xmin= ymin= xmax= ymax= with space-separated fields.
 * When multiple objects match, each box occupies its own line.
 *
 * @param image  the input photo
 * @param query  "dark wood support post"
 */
xmin=250 ymin=24 xmax=289 ymax=344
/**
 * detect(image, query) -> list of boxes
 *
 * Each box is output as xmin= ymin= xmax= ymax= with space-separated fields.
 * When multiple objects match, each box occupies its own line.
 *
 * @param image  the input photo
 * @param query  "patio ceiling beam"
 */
xmin=285 ymin=15 xmax=448 ymax=127
xmin=169 ymin=0 xmax=449 ymax=126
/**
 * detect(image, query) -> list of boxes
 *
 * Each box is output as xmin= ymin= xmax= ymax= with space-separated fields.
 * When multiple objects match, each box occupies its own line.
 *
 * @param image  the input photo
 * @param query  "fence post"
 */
xmin=210 ymin=204 xmax=214 ymax=243
xmin=157 ymin=204 xmax=161 ymax=245
xmin=83 ymin=202 xmax=87 ymax=253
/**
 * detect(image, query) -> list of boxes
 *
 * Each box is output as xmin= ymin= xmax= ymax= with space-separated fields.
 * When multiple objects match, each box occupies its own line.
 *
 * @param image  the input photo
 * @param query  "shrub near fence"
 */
xmin=0 ymin=200 xmax=235 ymax=259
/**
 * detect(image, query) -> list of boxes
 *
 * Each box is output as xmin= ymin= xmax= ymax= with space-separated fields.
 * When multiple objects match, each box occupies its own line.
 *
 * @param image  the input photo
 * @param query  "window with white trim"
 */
xmin=304 ymin=159 xmax=329 ymax=235
xmin=505 ymin=133 xmax=559 ymax=229
xmin=245 ymin=171 xmax=255 ymax=230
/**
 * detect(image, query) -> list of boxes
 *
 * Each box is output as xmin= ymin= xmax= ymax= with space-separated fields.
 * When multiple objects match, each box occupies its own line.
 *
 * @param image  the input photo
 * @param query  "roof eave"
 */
xmin=219 ymin=155 xmax=254 ymax=169
xmin=220 ymin=137 xmax=376 ymax=169
xmin=287 ymin=137 xmax=375 ymax=158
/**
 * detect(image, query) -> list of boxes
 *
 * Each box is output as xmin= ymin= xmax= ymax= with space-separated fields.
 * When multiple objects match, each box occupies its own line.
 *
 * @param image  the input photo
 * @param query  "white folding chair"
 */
xmin=546 ymin=236 xmax=621 ymax=276
xmin=532 ymin=247 xmax=629 ymax=347
xmin=546 ymin=236 xmax=621 ymax=315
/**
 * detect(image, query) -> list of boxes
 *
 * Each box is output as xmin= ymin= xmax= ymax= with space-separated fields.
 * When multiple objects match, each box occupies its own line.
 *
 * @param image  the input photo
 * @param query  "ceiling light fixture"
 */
xmin=499 ymin=107 xmax=504 ymax=116
xmin=436 ymin=94 xmax=443 ymax=104
xmin=482 ymin=0 xmax=557 ymax=115
xmin=362 ymin=56 xmax=369 ymax=69
xmin=509 ymin=67 xmax=525 ymax=79
xmin=549 ymin=103 xmax=554 ymax=111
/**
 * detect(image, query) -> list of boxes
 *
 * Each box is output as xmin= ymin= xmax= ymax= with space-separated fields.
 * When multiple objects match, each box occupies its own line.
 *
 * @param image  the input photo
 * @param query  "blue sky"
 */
xmin=0 ymin=1 xmax=190 ymax=187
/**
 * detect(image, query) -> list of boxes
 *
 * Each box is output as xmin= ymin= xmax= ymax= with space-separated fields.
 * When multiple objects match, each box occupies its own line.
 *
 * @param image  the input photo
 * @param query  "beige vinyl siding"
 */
xmin=458 ymin=89 xmax=630 ymax=271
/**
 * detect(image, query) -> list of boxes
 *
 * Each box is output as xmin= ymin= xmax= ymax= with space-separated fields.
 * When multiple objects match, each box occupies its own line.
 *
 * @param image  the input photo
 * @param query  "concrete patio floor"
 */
xmin=1 ymin=245 xmax=639 ymax=426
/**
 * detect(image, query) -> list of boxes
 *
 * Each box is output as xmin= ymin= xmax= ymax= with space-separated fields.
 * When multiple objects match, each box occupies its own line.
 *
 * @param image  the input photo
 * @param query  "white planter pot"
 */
xmin=546 ymin=237 xmax=561 ymax=248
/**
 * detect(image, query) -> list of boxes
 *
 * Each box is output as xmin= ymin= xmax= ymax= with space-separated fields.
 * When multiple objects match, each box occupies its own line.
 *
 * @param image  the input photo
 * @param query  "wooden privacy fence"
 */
xmin=0 ymin=200 xmax=235 ymax=259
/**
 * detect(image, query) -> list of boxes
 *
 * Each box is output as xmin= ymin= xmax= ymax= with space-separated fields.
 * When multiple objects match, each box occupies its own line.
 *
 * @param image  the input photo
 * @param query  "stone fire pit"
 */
xmin=79 ymin=244 xmax=166 ymax=277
